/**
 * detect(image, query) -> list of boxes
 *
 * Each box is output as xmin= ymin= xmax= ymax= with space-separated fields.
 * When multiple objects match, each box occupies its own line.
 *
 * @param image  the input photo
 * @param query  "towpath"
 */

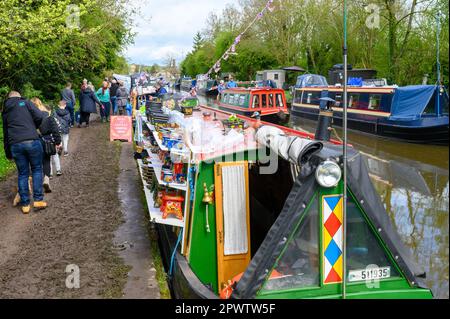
xmin=0 ymin=116 xmax=161 ymax=298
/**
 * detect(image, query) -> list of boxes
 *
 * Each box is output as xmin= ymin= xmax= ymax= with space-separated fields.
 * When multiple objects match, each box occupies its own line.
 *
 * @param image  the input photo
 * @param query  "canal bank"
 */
xmin=0 ymin=117 xmax=162 ymax=298
xmin=197 ymin=94 xmax=449 ymax=298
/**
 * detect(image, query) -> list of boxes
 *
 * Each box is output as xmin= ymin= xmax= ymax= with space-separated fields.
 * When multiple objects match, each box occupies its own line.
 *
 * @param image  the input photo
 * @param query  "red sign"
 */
xmin=110 ymin=116 xmax=133 ymax=142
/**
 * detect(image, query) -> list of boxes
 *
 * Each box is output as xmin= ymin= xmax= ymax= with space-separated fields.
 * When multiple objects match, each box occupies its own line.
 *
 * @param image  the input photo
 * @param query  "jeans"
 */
xmin=10 ymin=140 xmax=44 ymax=205
xmin=111 ymin=96 xmax=118 ymax=115
xmin=66 ymin=101 xmax=75 ymax=126
xmin=99 ymin=101 xmax=111 ymax=120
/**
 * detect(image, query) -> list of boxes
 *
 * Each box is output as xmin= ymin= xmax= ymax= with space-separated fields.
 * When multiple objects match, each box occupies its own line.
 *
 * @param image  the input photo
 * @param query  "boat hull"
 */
xmin=218 ymin=105 xmax=289 ymax=125
xmin=155 ymin=224 xmax=217 ymax=299
xmin=291 ymin=105 xmax=449 ymax=145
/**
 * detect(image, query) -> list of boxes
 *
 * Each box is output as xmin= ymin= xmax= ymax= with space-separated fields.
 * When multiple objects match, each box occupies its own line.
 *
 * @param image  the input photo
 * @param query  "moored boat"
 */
xmin=291 ymin=74 xmax=449 ymax=145
xmin=196 ymin=77 xmax=219 ymax=97
xmin=133 ymin=102 xmax=434 ymax=299
xmin=218 ymin=87 xmax=290 ymax=124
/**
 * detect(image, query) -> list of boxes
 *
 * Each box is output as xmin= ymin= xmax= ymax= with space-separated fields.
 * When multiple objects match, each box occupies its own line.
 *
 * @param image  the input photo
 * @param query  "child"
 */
xmin=55 ymin=100 xmax=71 ymax=156
xmin=51 ymin=100 xmax=70 ymax=178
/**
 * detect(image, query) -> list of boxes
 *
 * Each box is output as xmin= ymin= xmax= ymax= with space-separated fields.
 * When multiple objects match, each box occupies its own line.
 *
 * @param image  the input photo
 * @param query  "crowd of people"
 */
xmin=2 ymin=77 xmax=131 ymax=214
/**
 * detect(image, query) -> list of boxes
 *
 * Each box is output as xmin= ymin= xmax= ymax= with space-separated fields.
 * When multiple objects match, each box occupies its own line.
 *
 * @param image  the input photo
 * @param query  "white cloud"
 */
xmin=125 ymin=0 xmax=240 ymax=65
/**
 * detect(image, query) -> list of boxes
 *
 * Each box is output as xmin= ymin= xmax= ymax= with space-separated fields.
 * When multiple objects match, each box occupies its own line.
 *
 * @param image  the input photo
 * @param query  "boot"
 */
xmin=43 ymin=176 xmax=52 ymax=193
xmin=33 ymin=201 xmax=48 ymax=210
xmin=22 ymin=205 xmax=31 ymax=214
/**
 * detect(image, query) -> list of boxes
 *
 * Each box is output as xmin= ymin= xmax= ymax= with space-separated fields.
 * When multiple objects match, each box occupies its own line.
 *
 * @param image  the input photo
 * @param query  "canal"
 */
xmin=197 ymin=95 xmax=449 ymax=299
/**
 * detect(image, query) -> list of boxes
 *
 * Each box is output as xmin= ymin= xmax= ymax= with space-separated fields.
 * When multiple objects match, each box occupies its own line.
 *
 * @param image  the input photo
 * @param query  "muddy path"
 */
xmin=0 ymin=117 xmax=130 ymax=298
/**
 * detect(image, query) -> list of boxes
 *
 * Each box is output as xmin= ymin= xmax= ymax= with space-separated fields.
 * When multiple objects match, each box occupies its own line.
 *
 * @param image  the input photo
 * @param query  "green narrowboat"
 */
xmin=134 ymin=104 xmax=433 ymax=299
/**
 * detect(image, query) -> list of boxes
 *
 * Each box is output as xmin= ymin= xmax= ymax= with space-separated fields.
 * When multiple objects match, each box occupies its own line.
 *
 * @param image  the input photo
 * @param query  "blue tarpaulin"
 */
xmin=389 ymin=85 xmax=436 ymax=120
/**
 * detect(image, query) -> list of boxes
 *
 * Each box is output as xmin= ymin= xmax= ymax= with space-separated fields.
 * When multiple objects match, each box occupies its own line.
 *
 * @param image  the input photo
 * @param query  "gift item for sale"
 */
xmin=162 ymin=169 xmax=174 ymax=183
xmin=161 ymin=195 xmax=184 ymax=220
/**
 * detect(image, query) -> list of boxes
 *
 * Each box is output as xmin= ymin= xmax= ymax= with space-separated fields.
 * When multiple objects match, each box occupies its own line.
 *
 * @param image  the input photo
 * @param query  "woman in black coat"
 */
xmin=79 ymin=84 xmax=101 ymax=127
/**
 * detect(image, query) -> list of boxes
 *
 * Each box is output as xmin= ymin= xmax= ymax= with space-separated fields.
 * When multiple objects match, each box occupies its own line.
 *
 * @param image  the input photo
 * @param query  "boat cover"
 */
xmin=233 ymin=142 xmax=428 ymax=299
xmin=255 ymin=126 xmax=323 ymax=166
xmin=295 ymin=74 xmax=328 ymax=88
xmin=389 ymin=85 xmax=436 ymax=120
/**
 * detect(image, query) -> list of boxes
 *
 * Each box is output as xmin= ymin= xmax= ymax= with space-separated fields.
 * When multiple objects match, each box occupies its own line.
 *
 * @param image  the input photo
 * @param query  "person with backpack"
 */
xmin=2 ymin=92 xmax=46 ymax=213
xmin=116 ymin=80 xmax=129 ymax=115
xmin=31 ymin=98 xmax=62 ymax=193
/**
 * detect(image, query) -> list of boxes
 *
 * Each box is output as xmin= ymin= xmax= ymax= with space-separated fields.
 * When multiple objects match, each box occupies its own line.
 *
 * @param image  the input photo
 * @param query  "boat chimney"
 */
xmin=315 ymin=97 xmax=336 ymax=141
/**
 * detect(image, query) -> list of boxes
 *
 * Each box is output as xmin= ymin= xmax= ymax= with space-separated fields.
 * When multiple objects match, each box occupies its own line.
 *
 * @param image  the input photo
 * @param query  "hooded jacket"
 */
xmin=54 ymin=108 xmax=71 ymax=134
xmin=79 ymin=87 xmax=101 ymax=114
xmin=2 ymin=97 xmax=44 ymax=159
xmin=38 ymin=111 xmax=62 ymax=146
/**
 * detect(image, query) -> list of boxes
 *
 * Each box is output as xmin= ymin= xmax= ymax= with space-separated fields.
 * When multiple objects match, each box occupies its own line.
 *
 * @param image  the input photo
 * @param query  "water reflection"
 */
xmin=198 ymin=94 xmax=449 ymax=298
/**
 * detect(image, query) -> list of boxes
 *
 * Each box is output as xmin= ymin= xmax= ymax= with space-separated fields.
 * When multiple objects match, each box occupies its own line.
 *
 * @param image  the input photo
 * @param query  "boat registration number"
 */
xmin=348 ymin=267 xmax=391 ymax=282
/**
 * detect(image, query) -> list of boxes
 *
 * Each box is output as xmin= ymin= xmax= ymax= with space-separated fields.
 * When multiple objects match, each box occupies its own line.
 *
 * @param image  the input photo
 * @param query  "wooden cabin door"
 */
xmin=214 ymin=161 xmax=251 ymax=292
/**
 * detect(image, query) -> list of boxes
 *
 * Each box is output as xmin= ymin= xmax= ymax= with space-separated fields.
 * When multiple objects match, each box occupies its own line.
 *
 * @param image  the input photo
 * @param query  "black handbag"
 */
xmin=41 ymin=136 xmax=56 ymax=156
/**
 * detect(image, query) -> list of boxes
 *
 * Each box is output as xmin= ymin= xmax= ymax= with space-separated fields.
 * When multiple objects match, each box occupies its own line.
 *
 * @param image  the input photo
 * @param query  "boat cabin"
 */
xmin=134 ymin=104 xmax=433 ymax=299
xmin=219 ymin=87 xmax=289 ymax=120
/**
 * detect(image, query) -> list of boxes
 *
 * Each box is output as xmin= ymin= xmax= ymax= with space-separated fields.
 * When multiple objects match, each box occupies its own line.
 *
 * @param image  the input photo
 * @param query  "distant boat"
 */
xmin=196 ymin=77 xmax=219 ymax=97
xmin=218 ymin=87 xmax=289 ymax=124
xmin=291 ymin=74 xmax=449 ymax=145
xmin=180 ymin=77 xmax=195 ymax=92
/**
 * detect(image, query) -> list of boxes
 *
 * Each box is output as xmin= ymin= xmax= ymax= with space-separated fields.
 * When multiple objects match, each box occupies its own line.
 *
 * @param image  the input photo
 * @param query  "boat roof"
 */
xmin=296 ymin=85 xmax=396 ymax=93
xmin=223 ymin=87 xmax=285 ymax=94
xmin=184 ymin=105 xmax=341 ymax=162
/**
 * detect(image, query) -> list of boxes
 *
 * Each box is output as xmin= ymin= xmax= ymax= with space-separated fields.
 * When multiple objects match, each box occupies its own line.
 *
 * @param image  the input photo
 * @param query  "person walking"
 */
xmin=2 ymin=92 xmax=46 ymax=213
xmin=96 ymin=81 xmax=111 ymax=122
xmin=61 ymin=82 xmax=76 ymax=127
xmin=79 ymin=83 xmax=101 ymax=128
xmin=54 ymin=100 xmax=71 ymax=157
xmin=32 ymin=98 xmax=62 ymax=193
xmin=110 ymin=79 xmax=119 ymax=115
xmin=116 ymin=80 xmax=129 ymax=115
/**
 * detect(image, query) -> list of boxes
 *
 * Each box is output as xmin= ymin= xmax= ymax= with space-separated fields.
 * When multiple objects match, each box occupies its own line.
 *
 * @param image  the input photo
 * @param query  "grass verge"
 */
xmin=0 ymin=120 xmax=16 ymax=180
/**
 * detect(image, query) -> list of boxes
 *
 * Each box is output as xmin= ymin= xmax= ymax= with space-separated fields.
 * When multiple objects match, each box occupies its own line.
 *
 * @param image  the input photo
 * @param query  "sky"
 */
xmin=125 ymin=0 xmax=240 ymax=66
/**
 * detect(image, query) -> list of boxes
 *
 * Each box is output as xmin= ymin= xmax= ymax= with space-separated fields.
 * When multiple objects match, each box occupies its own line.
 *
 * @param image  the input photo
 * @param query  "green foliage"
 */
xmin=0 ymin=0 xmax=135 ymax=101
xmin=181 ymin=0 xmax=449 ymax=87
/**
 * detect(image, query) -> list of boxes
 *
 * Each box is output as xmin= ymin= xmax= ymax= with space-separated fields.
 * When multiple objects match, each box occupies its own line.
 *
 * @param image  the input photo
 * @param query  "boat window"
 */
xmin=346 ymin=196 xmax=400 ymax=283
xmin=276 ymin=94 xmax=284 ymax=107
xmin=303 ymin=92 xmax=321 ymax=105
xmin=274 ymin=74 xmax=279 ymax=80
xmin=268 ymin=94 xmax=274 ymax=108
xmin=231 ymin=94 xmax=239 ymax=105
xmin=348 ymin=93 xmax=360 ymax=108
xmin=368 ymin=94 xmax=382 ymax=110
xmin=261 ymin=94 xmax=268 ymax=108
xmin=239 ymin=94 xmax=247 ymax=107
xmin=294 ymin=90 xmax=302 ymax=104
xmin=261 ymin=195 xmax=320 ymax=292
xmin=223 ymin=94 xmax=229 ymax=104
xmin=252 ymin=95 xmax=260 ymax=108
xmin=335 ymin=93 xmax=342 ymax=107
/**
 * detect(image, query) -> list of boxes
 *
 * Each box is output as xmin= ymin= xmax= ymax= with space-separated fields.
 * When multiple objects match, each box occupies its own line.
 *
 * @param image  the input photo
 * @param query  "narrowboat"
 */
xmin=291 ymin=74 xmax=449 ymax=145
xmin=218 ymin=87 xmax=290 ymax=124
xmin=133 ymin=103 xmax=433 ymax=299
xmin=196 ymin=77 xmax=219 ymax=97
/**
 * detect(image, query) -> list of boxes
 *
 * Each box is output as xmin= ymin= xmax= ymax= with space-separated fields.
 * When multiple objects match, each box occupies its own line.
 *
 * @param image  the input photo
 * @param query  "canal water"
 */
xmin=195 ymin=95 xmax=449 ymax=298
